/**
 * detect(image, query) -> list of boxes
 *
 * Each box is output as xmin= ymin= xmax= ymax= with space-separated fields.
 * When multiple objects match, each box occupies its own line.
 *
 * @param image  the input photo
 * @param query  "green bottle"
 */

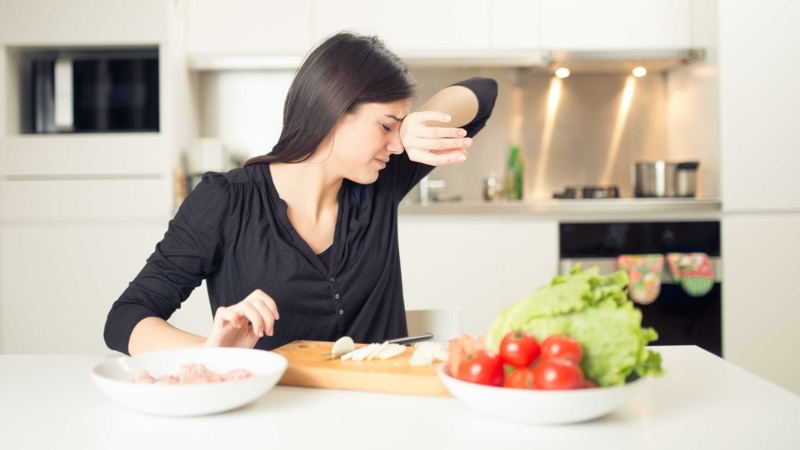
xmin=505 ymin=145 xmax=524 ymax=200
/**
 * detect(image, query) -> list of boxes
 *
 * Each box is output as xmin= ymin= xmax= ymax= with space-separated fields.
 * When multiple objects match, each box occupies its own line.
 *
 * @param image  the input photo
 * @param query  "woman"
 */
xmin=104 ymin=32 xmax=498 ymax=356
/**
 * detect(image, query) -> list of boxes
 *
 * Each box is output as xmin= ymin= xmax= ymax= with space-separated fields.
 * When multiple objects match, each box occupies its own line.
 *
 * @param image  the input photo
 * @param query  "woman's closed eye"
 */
xmin=381 ymin=124 xmax=391 ymax=132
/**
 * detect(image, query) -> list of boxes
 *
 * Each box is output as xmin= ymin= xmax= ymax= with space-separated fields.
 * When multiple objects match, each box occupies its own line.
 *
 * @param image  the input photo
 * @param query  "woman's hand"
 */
xmin=399 ymin=111 xmax=473 ymax=166
xmin=204 ymin=289 xmax=280 ymax=349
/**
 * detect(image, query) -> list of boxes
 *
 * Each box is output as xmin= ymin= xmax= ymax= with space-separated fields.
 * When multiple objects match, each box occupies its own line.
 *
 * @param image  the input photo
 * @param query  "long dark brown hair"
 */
xmin=243 ymin=32 xmax=417 ymax=166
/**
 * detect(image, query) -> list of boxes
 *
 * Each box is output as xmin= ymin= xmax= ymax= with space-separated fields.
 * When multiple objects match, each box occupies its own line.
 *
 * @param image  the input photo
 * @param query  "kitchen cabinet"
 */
xmin=722 ymin=214 xmax=800 ymax=395
xmin=313 ymin=0 xmax=491 ymax=52
xmin=0 ymin=221 xmax=169 ymax=354
xmin=398 ymin=216 xmax=558 ymax=336
xmin=491 ymin=0 xmax=541 ymax=50
xmin=719 ymin=0 xmax=800 ymax=212
xmin=0 ymin=178 xmax=172 ymax=222
xmin=0 ymin=0 xmax=168 ymax=45
xmin=185 ymin=0 xmax=312 ymax=56
xmin=540 ymin=0 xmax=691 ymax=50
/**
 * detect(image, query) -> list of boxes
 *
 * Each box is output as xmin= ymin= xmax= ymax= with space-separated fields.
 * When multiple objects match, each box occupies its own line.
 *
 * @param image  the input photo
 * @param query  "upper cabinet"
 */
xmin=313 ymin=0 xmax=491 ymax=52
xmin=719 ymin=1 xmax=800 ymax=212
xmin=540 ymin=0 xmax=691 ymax=50
xmin=491 ymin=0 xmax=541 ymax=50
xmin=186 ymin=0 xmax=312 ymax=56
xmin=0 ymin=0 xmax=168 ymax=45
xmin=183 ymin=0 xmax=697 ymax=67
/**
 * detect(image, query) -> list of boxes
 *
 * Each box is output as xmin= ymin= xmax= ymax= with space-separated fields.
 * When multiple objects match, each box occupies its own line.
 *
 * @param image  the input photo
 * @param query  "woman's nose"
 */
xmin=386 ymin=132 xmax=404 ymax=154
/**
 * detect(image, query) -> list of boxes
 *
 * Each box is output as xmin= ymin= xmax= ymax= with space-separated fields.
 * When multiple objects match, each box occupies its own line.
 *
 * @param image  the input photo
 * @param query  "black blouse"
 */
xmin=104 ymin=77 xmax=498 ymax=355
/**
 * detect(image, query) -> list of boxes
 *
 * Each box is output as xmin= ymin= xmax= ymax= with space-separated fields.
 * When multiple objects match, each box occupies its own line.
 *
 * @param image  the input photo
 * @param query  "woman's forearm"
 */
xmin=128 ymin=316 xmax=206 ymax=356
xmin=416 ymin=85 xmax=479 ymax=129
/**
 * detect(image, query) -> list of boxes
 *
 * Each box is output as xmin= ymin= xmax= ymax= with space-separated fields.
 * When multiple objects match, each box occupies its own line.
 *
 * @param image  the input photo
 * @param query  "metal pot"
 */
xmin=632 ymin=161 xmax=699 ymax=198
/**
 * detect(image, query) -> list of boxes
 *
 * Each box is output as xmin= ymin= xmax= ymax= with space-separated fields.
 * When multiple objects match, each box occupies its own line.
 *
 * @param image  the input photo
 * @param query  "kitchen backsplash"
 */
xmin=197 ymin=66 xmax=718 ymax=201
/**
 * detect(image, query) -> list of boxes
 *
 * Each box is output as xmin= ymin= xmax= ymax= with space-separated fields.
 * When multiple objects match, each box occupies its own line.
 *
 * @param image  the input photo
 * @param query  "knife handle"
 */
xmin=386 ymin=333 xmax=433 ymax=346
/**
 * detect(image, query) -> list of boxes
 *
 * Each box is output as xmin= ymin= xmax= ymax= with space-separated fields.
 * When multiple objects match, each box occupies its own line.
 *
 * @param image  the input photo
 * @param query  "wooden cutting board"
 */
xmin=271 ymin=340 xmax=451 ymax=397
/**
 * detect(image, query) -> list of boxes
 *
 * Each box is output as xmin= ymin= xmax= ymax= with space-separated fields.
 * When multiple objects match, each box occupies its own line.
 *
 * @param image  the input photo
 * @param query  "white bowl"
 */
xmin=437 ymin=363 xmax=644 ymax=425
xmin=91 ymin=347 xmax=288 ymax=417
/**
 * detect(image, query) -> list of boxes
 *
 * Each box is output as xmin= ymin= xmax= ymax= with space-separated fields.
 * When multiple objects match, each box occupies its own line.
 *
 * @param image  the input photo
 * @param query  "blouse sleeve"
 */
xmin=383 ymin=76 xmax=499 ymax=202
xmin=103 ymin=171 xmax=232 ymax=355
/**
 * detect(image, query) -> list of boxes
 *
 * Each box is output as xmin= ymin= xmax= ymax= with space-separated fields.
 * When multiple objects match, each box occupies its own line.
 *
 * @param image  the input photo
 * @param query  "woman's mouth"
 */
xmin=374 ymin=158 xmax=388 ymax=169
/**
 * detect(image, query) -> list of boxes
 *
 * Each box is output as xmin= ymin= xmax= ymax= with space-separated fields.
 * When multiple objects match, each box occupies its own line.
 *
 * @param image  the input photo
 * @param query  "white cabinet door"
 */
xmin=186 ymin=0 xmax=312 ymax=56
xmin=723 ymin=214 xmax=800 ymax=395
xmin=313 ymin=0 xmax=491 ymax=52
xmin=1 ymin=178 xmax=172 ymax=221
xmin=541 ymin=0 xmax=691 ymax=50
xmin=719 ymin=1 xmax=800 ymax=212
xmin=491 ymin=0 xmax=540 ymax=50
xmin=398 ymin=216 xmax=558 ymax=336
xmin=0 ymin=222 xmax=169 ymax=354
xmin=0 ymin=0 xmax=168 ymax=45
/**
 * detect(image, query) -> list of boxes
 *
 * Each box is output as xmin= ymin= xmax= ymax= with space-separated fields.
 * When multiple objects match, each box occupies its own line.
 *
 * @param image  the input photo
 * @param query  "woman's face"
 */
xmin=314 ymin=99 xmax=411 ymax=185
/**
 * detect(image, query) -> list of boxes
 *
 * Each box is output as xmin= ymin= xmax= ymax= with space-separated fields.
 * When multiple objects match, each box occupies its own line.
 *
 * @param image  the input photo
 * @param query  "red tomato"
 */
xmin=532 ymin=359 xmax=585 ymax=390
xmin=540 ymin=335 xmax=583 ymax=364
xmin=503 ymin=368 xmax=536 ymax=390
xmin=456 ymin=350 xmax=504 ymax=387
xmin=499 ymin=331 xmax=541 ymax=368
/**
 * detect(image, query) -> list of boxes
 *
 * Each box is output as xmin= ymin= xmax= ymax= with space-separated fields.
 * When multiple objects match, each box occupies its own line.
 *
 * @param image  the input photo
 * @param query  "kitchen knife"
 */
xmin=386 ymin=333 xmax=434 ymax=346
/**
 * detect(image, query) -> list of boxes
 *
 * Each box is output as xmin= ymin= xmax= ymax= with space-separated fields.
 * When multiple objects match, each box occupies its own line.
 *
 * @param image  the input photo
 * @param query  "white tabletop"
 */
xmin=1 ymin=346 xmax=799 ymax=449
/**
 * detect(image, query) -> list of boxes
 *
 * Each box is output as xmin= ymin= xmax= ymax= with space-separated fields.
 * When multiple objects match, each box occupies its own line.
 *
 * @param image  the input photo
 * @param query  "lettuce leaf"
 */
xmin=487 ymin=265 xmax=664 ymax=386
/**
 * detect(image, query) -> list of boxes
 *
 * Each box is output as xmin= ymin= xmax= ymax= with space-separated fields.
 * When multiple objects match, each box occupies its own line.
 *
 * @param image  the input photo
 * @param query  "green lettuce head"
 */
xmin=488 ymin=265 xmax=664 ymax=386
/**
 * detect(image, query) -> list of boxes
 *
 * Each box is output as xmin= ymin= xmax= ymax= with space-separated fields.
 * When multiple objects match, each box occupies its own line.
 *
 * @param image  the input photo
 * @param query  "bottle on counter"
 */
xmin=505 ymin=145 xmax=524 ymax=200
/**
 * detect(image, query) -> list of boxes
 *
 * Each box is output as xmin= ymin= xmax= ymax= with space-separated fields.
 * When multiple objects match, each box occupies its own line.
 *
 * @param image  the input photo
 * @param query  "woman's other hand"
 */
xmin=204 ymin=289 xmax=280 ymax=348
xmin=399 ymin=111 xmax=473 ymax=166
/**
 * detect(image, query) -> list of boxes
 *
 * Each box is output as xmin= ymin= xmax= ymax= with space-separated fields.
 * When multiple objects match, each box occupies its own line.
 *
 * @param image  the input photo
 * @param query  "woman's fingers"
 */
xmin=408 ymin=148 xmax=468 ymax=166
xmin=248 ymin=289 xmax=280 ymax=321
xmin=250 ymin=299 xmax=277 ymax=336
xmin=215 ymin=306 xmax=241 ymax=328
xmin=237 ymin=301 xmax=267 ymax=337
xmin=416 ymin=126 xmax=467 ymax=139
xmin=406 ymin=136 xmax=473 ymax=151
xmin=412 ymin=110 xmax=452 ymax=125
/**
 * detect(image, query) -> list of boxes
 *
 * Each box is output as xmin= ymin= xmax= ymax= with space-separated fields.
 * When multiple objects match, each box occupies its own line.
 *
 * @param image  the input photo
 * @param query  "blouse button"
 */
xmin=330 ymin=277 xmax=335 ymax=283
xmin=335 ymin=294 xmax=340 ymax=299
xmin=339 ymin=309 xmax=344 ymax=315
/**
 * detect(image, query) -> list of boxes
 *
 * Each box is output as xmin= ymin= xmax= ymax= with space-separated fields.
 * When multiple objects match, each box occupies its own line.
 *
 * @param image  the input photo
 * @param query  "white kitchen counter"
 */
xmin=1 ymin=346 xmax=798 ymax=449
xmin=399 ymin=197 xmax=722 ymax=220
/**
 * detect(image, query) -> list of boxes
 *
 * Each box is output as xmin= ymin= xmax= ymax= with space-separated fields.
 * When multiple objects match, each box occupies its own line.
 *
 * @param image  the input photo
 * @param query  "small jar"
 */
xmin=483 ymin=173 xmax=504 ymax=201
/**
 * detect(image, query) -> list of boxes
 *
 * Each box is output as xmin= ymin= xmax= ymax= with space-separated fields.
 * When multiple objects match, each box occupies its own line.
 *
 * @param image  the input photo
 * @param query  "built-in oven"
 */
xmin=559 ymin=221 xmax=722 ymax=356
xmin=27 ymin=48 xmax=159 ymax=133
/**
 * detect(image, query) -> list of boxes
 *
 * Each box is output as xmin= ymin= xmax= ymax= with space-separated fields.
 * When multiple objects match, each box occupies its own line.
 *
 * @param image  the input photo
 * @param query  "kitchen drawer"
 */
xmin=0 ymin=134 xmax=166 ymax=177
xmin=1 ymin=178 xmax=171 ymax=221
xmin=0 ymin=0 xmax=168 ymax=45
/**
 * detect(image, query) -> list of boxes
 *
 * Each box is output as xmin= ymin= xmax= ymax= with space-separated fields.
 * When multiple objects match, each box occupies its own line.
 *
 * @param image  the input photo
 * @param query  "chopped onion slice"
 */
xmin=378 ymin=344 xmax=406 ymax=360
xmin=331 ymin=336 xmax=356 ymax=358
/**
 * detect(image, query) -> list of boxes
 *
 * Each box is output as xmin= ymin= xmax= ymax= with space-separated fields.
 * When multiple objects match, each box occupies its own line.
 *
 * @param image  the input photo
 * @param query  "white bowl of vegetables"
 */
xmin=438 ymin=266 xmax=664 ymax=425
xmin=438 ymin=333 xmax=647 ymax=425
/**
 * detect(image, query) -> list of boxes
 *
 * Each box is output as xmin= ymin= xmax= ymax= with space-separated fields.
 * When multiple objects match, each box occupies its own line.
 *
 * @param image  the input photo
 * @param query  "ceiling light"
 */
xmin=632 ymin=67 xmax=647 ymax=77
xmin=555 ymin=68 xmax=570 ymax=78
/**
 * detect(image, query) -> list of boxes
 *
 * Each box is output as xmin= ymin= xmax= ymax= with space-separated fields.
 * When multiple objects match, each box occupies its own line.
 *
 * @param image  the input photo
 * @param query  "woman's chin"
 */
xmin=349 ymin=169 xmax=380 ymax=185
